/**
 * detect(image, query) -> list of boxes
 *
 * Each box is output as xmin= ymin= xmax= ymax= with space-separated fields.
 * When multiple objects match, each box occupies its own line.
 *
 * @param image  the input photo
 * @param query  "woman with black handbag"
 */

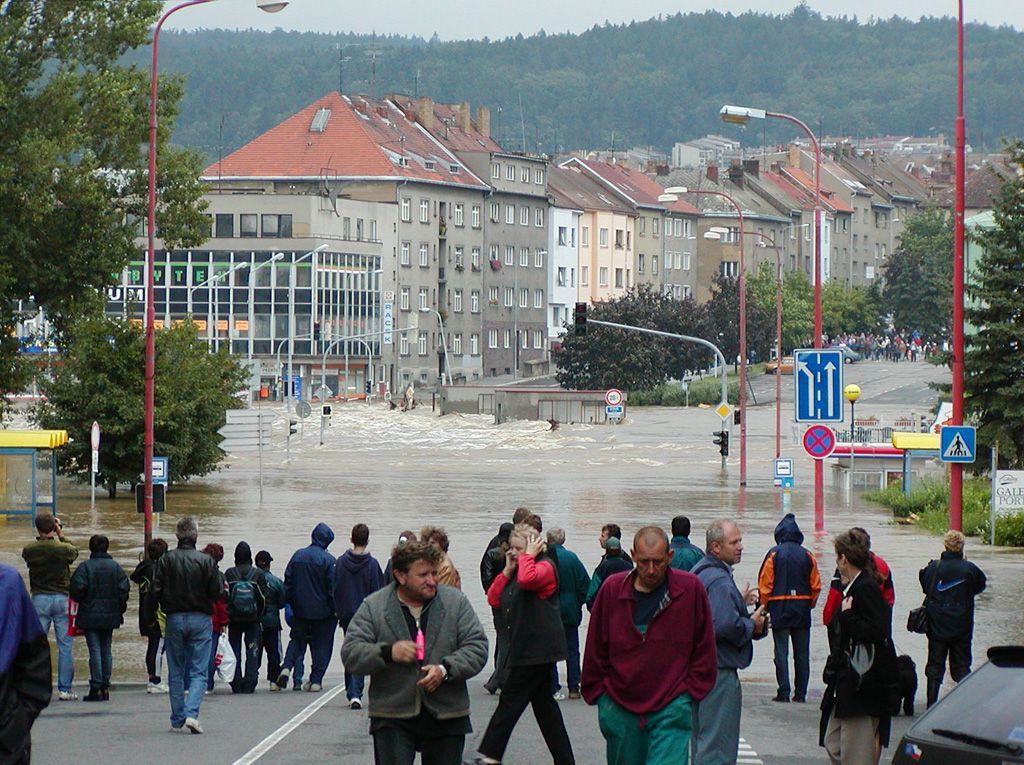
xmin=820 ymin=529 xmax=898 ymax=765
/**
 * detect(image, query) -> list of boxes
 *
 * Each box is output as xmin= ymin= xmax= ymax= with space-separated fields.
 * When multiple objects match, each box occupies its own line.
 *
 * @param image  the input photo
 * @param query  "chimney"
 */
xmin=458 ymin=101 xmax=472 ymax=133
xmin=742 ymin=159 xmax=759 ymax=178
xmin=376 ymin=106 xmax=388 ymax=118
xmin=728 ymin=160 xmax=744 ymax=188
xmin=476 ymin=106 xmax=491 ymax=139
xmin=788 ymin=146 xmax=802 ymax=170
xmin=416 ymin=97 xmax=435 ymax=131
xmin=706 ymin=164 xmax=718 ymax=183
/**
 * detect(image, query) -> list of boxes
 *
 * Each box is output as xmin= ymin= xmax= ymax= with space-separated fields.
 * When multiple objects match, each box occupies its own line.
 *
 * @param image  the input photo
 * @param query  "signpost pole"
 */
xmin=90 ymin=421 xmax=100 ymax=507
xmin=258 ymin=410 xmax=264 ymax=503
xmin=990 ymin=441 xmax=998 ymax=546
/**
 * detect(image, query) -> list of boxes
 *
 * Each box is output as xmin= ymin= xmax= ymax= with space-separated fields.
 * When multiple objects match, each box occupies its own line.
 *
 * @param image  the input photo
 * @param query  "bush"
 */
xmin=629 ymin=379 xmax=739 ymax=407
xmin=865 ymin=478 xmax=1024 ymax=546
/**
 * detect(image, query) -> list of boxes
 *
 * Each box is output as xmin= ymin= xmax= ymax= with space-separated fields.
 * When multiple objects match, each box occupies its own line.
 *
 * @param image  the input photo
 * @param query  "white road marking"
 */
xmin=738 ymin=737 xmax=764 ymax=764
xmin=232 ymin=683 xmax=346 ymax=765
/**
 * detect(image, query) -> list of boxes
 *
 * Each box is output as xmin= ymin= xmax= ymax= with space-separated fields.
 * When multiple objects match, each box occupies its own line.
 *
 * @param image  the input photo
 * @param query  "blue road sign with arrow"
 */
xmin=940 ymin=425 xmax=976 ymax=463
xmin=794 ymin=349 xmax=845 ymax=423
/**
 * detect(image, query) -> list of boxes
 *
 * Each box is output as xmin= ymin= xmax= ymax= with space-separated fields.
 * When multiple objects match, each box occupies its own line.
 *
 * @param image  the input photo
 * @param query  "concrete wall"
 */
xmin=438 ymin=386 xmax=625 ymax=424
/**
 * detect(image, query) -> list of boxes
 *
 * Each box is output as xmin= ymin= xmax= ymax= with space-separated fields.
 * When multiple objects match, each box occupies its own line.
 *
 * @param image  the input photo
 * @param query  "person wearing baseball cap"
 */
xmin=254 ymin=551 xmax=286 ymax=692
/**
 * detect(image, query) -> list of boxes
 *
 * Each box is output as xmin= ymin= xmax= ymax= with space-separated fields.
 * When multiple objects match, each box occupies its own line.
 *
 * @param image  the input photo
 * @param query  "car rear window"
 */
xmin=922 ymin=658 xmax=1024 ymax=748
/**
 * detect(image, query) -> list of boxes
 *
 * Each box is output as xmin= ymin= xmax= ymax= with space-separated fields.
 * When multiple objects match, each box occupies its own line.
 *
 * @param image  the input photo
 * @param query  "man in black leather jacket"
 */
xmin=150 ymin=516 xmax=223 ymax=735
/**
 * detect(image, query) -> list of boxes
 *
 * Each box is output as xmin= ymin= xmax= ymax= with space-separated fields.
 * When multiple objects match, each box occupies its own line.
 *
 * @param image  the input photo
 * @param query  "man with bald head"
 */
xmin=692 ymin=520 xmax=768 ymax=764
xmin=582 ymin=526 xmax=717 ymax=765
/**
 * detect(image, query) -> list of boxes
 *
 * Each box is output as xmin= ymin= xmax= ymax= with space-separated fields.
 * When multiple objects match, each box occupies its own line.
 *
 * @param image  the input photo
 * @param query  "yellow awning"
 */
xmin=0 ymin=430 xmax=70 ymax=449
xmin=891 ymin=432 xmax=940 ymax=451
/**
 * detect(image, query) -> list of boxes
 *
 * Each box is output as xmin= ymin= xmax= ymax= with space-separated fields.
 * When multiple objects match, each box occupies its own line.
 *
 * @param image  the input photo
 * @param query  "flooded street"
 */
xmin=4 ymin=386 xmax=1021 ymax=692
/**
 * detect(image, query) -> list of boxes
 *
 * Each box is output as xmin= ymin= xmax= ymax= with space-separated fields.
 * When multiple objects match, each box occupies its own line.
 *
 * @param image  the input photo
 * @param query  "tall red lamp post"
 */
xmin=950 ymin=1 xmax=966 ymax=531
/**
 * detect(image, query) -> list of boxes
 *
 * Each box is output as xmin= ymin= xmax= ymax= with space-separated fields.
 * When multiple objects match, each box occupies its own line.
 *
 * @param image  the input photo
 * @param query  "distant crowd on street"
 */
xmin=3 ymin=507 xmax=987 ymax=765
xmin=827 ymin=330 xmax=944 ymax=362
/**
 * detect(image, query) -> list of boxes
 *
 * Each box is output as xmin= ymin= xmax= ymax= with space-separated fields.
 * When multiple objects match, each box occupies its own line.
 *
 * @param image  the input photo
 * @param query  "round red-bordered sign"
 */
xmin=802 ymin=425 xmax=837 ymax=460
xmin=605 ymin=388 xmax=623 ymax=407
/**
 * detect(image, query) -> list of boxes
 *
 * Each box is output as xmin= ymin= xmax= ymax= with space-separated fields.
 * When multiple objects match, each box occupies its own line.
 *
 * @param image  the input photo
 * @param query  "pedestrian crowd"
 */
xmin=4 ymin=508 xmax=987 ymax=765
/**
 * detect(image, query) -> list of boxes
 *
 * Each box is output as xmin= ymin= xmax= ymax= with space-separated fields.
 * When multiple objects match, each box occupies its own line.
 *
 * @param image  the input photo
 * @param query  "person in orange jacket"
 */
xmin=758 ymin=513 xmax=821 ymax=703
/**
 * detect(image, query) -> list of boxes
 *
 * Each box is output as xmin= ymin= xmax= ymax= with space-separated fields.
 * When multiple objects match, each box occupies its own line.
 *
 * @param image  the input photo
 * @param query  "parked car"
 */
xmin=766 ymin=356 xmax=794 ymax=375
xmin=892 ymin=646 xmax=1024 ymax=765
xmin=831 ymin=343 xmax=862 ymax=363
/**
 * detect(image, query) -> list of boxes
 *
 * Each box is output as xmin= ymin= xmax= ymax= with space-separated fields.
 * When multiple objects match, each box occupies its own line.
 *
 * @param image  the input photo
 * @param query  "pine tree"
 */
xmin=965 ymin=140 xmax=1024 ymax=467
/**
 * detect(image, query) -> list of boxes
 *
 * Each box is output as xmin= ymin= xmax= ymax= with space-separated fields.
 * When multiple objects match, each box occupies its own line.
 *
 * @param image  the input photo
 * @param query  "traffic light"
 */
xmin=733 ymin=409 xmax=741 ymax=426
xmin=573 ymin=302 xmax=587 ymax=336
xmin=289 ymin=419 xmax=298 ymax=436
xmin=713 ymin=430 xmax=730 ymax=457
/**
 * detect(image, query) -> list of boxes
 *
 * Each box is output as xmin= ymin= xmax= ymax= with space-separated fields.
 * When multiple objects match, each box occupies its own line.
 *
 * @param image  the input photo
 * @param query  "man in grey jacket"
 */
xmin=691 ymin=520 xmax=768 ymax=765
xmin=341 ymin=540 xmax=488 ymax=765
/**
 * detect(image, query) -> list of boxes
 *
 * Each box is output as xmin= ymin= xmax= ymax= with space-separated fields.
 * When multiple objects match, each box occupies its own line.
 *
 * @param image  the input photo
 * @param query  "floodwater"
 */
xmin=2 ymin=398 xmax=1020 ymax=686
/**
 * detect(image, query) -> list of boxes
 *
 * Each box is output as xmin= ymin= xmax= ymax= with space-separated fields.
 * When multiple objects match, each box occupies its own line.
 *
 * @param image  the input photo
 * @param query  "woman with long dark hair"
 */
xmin=130 ymin=538 xmax=169 ymax=692
xmin=820 ymin=529 xmax=897 ymax=764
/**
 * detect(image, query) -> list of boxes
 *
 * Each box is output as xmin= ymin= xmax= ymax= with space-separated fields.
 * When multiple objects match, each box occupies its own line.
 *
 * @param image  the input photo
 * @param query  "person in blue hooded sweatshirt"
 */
xmin=276 ymin=523 xmax=336 ymax=692
xmin=0 ymin=564 xmax=52 ymax=764
xmin=333 ymin=523 xmax=385 ymax=709
xmin=757 ymin=513 xmax=821 ymax=703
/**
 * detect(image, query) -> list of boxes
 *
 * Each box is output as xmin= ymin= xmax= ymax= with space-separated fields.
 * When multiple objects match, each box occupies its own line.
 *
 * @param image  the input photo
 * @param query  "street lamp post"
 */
xmin=950 ymin=0 xmax=966 ymax=531
xmin=745 ymin=232 xmax=784 ymax=460
xmin=721 ymin=103 xmax=824 ymax=531
xmin=143 ymin=0 xmax=288 ymax=544
xmin=662 ymin=187 xmax=749 ymax=486
xmin=844 ymin=384 xmax=861 ymax=492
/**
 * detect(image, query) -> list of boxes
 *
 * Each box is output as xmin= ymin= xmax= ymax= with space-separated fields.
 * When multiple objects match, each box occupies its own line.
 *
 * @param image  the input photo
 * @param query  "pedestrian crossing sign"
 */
xmin=939 ymin=425 xmax=976 ymax=464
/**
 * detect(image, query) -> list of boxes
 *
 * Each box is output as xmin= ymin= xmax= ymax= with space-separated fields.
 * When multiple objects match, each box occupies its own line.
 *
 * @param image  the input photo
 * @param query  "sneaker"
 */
xmin=292 ymin=683 xmax=302 ymax=691
xmin=269 ymin=681 xmax=281 ymax=692
xmin=156 ymin=682 xmax=169 ymax=693
xmin=147 ymin=682 xmax=164 ymax=694
xmin=568 ymin=691 xmax=582 ymax=700
xmin=772 ymin=693 xmax=791 ymax=703
xmin=349 ymin=698 xmax=362 ymax=709
xmin=184 ymin=717 xmax=203 ymax=735
xmin=275 ymin=668 xmax=291 ymax=690
xmin=303 ymin=681 xmax=321 ymax=692
xmin=169 ymin=725 xmax=186 ymax=734
xmin=553 ymin=691 xmax=567 ymax=701
xmin=83 ymin=689 xmax=105 ymax=702
xmin=58 ymin=691 xmax=78 ymax=701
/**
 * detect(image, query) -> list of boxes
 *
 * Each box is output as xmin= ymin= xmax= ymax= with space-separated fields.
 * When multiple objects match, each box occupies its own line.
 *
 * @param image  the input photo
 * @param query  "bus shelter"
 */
xmin=0 ymin=429 xmax=69 ymax=521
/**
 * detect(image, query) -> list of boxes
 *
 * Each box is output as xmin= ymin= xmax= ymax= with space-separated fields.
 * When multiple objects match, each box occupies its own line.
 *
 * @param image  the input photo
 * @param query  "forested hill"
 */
xmin=135 ymin=6 xmax=1024 ymax=160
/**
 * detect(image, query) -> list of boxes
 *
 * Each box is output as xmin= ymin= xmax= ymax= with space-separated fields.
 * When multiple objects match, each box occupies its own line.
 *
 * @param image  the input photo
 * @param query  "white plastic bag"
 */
xmin=214 ymin=632 xmax=236 ymax=682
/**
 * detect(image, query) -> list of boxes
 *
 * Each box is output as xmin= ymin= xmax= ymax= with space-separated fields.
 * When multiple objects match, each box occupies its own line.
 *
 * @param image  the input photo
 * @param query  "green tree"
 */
xmin=964 ymin=140 xmax=1024 ymax=468
xmin=882 ymin=206 xmax=954 ymax=340
xmin=0 ymin=1 xmax=210 ymax=398
xmin=553 ymin=285 xmax=704 ymax=390
xmin=747 ymin=262 xmax=815 ymax=353
xmin=34 ymin=317 xmax=247 ymax=496
xmin=702 ymin=272 xmax=774 ymax=364
xmin=822 ymin=282 xmax=886 ymax=339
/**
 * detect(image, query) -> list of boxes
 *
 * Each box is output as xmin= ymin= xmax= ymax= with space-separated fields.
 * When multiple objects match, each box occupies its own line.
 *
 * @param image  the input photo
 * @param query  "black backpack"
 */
xmin=227 ymin=569 xmax=259 ymax=620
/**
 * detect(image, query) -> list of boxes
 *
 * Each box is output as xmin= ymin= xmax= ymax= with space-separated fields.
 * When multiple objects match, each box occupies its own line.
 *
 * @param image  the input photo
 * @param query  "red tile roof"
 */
xmin=387 ymin=96 xmax=503 ymax=154
xmin=548 ymin=164 xmax=633 ymax=215
xmin=202 ymin=92 xmax=487 ymax=188
xmin=566 ymin=158 xmax=699 ymax=214
xmin=781 ymin=166 xmax=855 ymax=213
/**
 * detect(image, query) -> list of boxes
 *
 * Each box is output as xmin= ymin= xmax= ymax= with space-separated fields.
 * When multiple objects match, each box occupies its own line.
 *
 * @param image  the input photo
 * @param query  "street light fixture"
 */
xmin=720 ymin=103 xmax=824 ymax=531
xmin=661 ymin=186 xmax=750 ymax=486
xmin=143 ymin=0 xmax=288 ymax=545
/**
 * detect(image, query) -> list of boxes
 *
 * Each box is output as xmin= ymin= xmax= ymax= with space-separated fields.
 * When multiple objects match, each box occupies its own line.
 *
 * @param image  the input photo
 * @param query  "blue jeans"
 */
xmin=228 ymin=621 xmax=262 ymax=693
xmin=552 ymin=624 xmax=581 ymax=694
xmin=33 ymin=593 xmax=74 ymax=692
xmin=164 ymin=612 xmax=213 ymax=727
xmin=85 ymin=629 xmax=113 ymax=690
xmin=692 ymin=668 xmax=742 ymax=765
xmin=282 ymin=616 xmax=335 ymax=685
xmin=772 ymin=627 xmax=811 ymax=700
xmin=207 ymin=629 xmax=219 ymax=690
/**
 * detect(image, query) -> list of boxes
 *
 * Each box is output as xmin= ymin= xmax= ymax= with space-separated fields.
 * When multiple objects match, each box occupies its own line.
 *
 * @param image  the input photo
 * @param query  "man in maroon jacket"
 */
xmin=581 ymin=526 xmax=717 ymax=765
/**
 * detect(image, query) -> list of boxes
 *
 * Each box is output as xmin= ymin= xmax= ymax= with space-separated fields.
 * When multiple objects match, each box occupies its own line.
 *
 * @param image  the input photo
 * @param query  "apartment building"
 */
xmin=546 ymin=176 xmax=581 ymax=347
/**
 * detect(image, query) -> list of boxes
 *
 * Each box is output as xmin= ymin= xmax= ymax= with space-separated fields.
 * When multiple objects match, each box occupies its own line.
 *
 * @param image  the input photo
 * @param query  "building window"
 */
xmin=721 ymin=261 xmax=738 ymax=277
xmin=534 ymin=168 xmax=545 ymax=185
xmin=419 ymin=199 xmax=430 ymax=223
xmin=355 ymin=218 xmax=364 ymax=240
xmin=581 ymin=266 xmax=589 ymax=286
xmin=615 ymin=268 xmax=624 ymax=288
xmin=400 ymin=287 xmax=410 ymax=310
xmin=519 ymin=248 xmax=529 ymax=267
xmin=419 ymin=243 xmax=429 ymax=267
xmin=240 ymin=213 xmax=257 ymax=237
xmin=488 ymin=329 xmax=498 ymax=349
xmin=503 ymin=329 xmax=511 ymax=349
xmin=599 ymin=228 xmax=609 ymax=248
xmin=520 ymin=206 xmax=529 ymax=226
xmin=491 ymin=162 xmax=500 ymax=179
xmin=505 ymin=246 xmax=514 ymax=266
xmin=533 ymin=330 xmax=543 ymax=349
xmin=370 ymin=219 xmax=378 ymax=241
xmin=471 ymin=205 xmax=481 ymax=228
xmin=418 ymin=332 xmax=428 ymax=356
xmin=261 ymin=214 xmax=292 ymax=238
xmin=652 ymin=218 xmax=660 ymax=236
xmin=399 ymin=335 xmax=409 ymax=355
xmin=614 ymin=229 xmax=624 ymax=249
xmin=675 ymin=219 xmax=683 ymax=237
xmin=521 ymin=330 xmax=528 ymax=349
xmin=638 ymin=253 xmax=646 ymax=273
xmin=401 ymin=197 xmax=412 ymax=222
xmin=454 ymin=245 xmax=464 ymax=268
xmin=535 ymin=207 xmax=544 ymax=227
xmin=472 ymin=247 xmax=481 ymax=269
xmin=453 ymin=334 xmax=462 ymax=355
xmin=533 ymin=288 xmax=543 ymax=308
xmin=558 ymin=226 xmax=568 ymax=246
xmin=521 ymin=167 xmax=530 ymax=183
xmin=557 ymin=266 xmax=567 ymax=287
xmin=453 ymin=204 xmax=464 ymax=227
xmin=505 ymin=204 xmax=515 ymax=225
xmin=490 ymin=202 xmax=500 ymax=222
xmin=471 ymin=290 xmax=480 ymax=313
xmin=489 ymin=286 xmax=499 ymax=304
xmin=534 ymin=249 xmax=544 ymax=268
xmin=215 ymin=213 xmax=234 ymax=238
xmin=504 ymin=287 xmax=514 ymax=307
xmin=418 ymin=287 xmax=429 ymax=311
xmin=470 ymin=333 xmax=479 ymax=355
xmin=400 ymin=241 xmax=411 ymax=266
xmin=453 ymin=289 xmax=463 ymax=313
xmin=599 ymin=267 xmax=609 ymax=286
xmin=519 ymin=288 xmax=528 ymax=308
xmin=506 ymin=164 xmax=515 ymax=181
xmin=582 ymin=226 xmax=590 ymax=246
xmin=342 ymin=217 xmax=352 ymax=239
xmin=683 ymin=253 xmax=691 ymax=271
xmin=639 ymin=217 xmax=646 ymax=235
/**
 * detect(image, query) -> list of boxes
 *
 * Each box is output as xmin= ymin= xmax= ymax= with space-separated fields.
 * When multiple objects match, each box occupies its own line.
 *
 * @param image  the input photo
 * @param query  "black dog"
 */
xmin=896 ymin=654 xmax=918 ymax=716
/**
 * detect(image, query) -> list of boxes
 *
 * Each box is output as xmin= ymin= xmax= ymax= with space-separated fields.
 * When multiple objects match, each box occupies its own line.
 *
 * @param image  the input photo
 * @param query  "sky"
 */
xmin=166 ymin=0 xmax=1023 ymax=39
